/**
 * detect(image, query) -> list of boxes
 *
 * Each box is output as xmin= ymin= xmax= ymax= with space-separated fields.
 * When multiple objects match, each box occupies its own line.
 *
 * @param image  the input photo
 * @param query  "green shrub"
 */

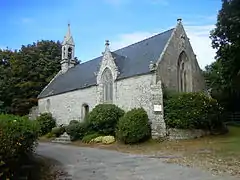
xmin=51 ymin=126 xmax=65 ymax=137
xmin=116 ymin=108 xmax=151 ymax=144
xmin=82 ymin=133 xmax=101 ymax=143
xmin=45 ymin=132 xmax=55 ymax=138
xmin=87 ymin=104 xmax=125 ymax=135
xmin=36 ymin=113 xmax=56 ymax=136
xmin=164 ymin=92 xmax=224 ymax=131
xmin=0 ymin=114 xmax=39 ymax=179
xmin=65 ymin=122 xmax=87 ymax=141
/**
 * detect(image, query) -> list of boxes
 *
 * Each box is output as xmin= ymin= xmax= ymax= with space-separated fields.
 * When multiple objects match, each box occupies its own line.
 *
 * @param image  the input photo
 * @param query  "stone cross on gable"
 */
xmin=105 ymin=40 xmax=110 ymax=47
xmin=105 ymin=40 xmax=110 ymax=52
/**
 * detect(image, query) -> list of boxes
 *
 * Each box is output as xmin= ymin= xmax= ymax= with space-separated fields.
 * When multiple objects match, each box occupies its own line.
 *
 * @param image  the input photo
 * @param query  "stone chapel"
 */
xmin=37 ymin=19 xmax=205 ymax=138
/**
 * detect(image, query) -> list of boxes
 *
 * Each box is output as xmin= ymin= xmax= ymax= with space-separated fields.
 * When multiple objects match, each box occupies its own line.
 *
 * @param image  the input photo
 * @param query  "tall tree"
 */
xmin=0 ymin=40 xmax=62 ymax=115
xmin=0 ymin=49 xmax=16 ymax=113
xmin=210 ymin=0 xmax=240 ymax=111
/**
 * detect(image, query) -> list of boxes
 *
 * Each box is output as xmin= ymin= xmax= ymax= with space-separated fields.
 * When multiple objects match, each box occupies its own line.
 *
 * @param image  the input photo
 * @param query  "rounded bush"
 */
xmin=116 ymin=108 xmax=151 ymax=144
xmin=51 ymin=126 xmax=65 ymax=137
xmin=65 ymin=122 xmax=87 ymax=141
xmin=87 ymin=104 xmax=125 ymax=135
xmin=36 ymin=113 xmax=56 ymax=136
xmin=45 ymin=132 xmax=55 ymax=138
xmin=164 ymin=92 xmax=224 ymax=131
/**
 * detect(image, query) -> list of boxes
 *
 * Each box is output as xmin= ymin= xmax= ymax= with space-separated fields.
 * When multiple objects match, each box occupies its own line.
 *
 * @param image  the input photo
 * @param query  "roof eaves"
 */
xmin=37 ymin=70 xmax=62 ymax=99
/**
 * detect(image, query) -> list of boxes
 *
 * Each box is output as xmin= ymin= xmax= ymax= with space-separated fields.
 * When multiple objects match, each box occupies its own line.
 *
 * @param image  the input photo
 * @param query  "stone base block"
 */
xmin=167 ymin=128 xmax=210 ymax=140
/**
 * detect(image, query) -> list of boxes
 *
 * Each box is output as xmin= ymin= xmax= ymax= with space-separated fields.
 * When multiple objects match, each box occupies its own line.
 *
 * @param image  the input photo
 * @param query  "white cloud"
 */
xmin=0 ymin=45 xmax=7 ymax=50
xmin=110 ymin=24 xmax=216 ymax=70
xmin=110 ymin=32 xmax=159 ymax=50
xmin=185 ymin=25 xmax=216 ymax=69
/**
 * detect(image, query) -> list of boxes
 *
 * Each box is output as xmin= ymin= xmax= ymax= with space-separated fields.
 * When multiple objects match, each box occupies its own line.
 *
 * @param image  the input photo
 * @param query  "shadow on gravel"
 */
xmin=31 ymin=154 xmax=72 ymax=180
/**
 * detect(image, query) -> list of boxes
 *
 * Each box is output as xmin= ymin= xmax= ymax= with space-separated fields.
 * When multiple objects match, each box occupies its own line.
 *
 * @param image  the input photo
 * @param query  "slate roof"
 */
xmin=38 ymin=28 xmax=175 ymax=99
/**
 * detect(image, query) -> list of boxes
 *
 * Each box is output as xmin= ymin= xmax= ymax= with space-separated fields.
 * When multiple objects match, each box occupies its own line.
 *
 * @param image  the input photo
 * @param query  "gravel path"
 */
xmin=36 ymin=143 xmax=238 ymax=180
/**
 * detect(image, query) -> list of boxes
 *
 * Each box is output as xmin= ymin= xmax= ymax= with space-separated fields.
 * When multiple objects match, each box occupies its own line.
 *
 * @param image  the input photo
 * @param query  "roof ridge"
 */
xmin=77 ymin=28 xmax=175 ymax=65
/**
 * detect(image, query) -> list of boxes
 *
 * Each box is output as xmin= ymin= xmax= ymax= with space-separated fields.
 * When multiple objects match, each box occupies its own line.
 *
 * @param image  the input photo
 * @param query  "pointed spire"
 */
xmin=62 ymin=23 xmax=74 ymax=45
xmin=66 ymin=23 xmax=71 ymax=38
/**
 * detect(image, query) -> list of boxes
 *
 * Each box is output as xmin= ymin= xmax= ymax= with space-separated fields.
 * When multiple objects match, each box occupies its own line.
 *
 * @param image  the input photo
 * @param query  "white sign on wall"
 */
xmin=154 ymin=105 xmax=162 ymax=112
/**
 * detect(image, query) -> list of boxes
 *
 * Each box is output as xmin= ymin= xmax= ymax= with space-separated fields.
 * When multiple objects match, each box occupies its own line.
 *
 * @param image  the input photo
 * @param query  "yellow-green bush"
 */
xmin=0 ymin=114 xmax=39 ymax=179
xmin=101 ymin=136 xmax=115 ymax=144
xmin=82 ymin=133 xmax=101 ymax=143
xmin=90 ymin=135 xmax=115 ymax=144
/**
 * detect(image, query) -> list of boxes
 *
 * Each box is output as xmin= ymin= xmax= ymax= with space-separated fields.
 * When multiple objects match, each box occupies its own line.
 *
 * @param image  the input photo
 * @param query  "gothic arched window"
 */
xmin=177 ymin=51 xmax=188 ymax=92
xmin=101 ymin=68 xmax=113 ymax=103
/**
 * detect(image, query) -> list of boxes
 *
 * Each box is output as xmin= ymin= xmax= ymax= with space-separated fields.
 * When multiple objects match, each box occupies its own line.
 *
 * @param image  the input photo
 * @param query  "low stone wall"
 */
xmin=167 ymin=128 xmax=210 ymax=140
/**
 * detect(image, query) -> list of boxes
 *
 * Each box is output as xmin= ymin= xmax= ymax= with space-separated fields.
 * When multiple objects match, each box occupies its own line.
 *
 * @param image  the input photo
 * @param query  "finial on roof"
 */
xmin=105 ymin=40 xmax=110 ymax=51
xmin=67 ymin=23 xmax=71 ymax=35
xmin=177 ymin=18 xmax=182 ymax=23
xmin=149 ymin=61 xmax=157 ymax=72
xmin=105 ymin=40 xmax=110 ymax=47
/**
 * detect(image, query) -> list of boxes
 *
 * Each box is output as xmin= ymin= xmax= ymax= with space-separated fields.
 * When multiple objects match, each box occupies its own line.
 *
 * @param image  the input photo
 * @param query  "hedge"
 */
xmin=36 ymin=113 xmax=56 ymax=136
xmin=164 ymin=92 xmax=225 ymax=131
xmin=0 ymin=114 xmax=39 ymax=179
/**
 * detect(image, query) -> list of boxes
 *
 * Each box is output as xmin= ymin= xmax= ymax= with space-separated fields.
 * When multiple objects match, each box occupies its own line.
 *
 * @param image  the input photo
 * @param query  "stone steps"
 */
xmin=51 ymin=132 xmax=71 ymax=144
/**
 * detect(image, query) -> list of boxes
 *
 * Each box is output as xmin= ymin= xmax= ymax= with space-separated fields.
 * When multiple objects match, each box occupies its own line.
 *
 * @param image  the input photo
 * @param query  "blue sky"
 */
xmin=0 ymin=0 xmax=221 ymax=69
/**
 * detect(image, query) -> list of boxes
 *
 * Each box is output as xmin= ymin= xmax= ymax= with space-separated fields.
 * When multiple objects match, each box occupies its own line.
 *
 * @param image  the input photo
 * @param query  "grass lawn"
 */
xmin=39 ymin=125 xmax=240 ymax=177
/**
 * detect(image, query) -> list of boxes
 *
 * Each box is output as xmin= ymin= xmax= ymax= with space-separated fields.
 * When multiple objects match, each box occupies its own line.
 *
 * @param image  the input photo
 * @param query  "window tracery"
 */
xmin=101 ymin=68 xmax=113 ymax=103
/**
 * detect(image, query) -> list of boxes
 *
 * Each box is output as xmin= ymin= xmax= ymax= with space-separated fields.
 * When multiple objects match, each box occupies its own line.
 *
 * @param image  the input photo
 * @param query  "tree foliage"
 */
xmin=0 ymin=40 xmax=62 ymax=115
xmin=207 ymin=0 xmax=240 ymax=111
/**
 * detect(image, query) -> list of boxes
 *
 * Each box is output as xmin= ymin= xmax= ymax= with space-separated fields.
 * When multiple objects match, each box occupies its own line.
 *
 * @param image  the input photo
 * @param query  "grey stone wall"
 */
xmin=38 ymin=85 xmax=97 ymax=125
xmin=156 ymin=23 xmax=205 ymax=92
xmin=115 ymin=74 xmax=165 ymax=137
xmin=38 ymin=73 xmax=166 ymax=137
